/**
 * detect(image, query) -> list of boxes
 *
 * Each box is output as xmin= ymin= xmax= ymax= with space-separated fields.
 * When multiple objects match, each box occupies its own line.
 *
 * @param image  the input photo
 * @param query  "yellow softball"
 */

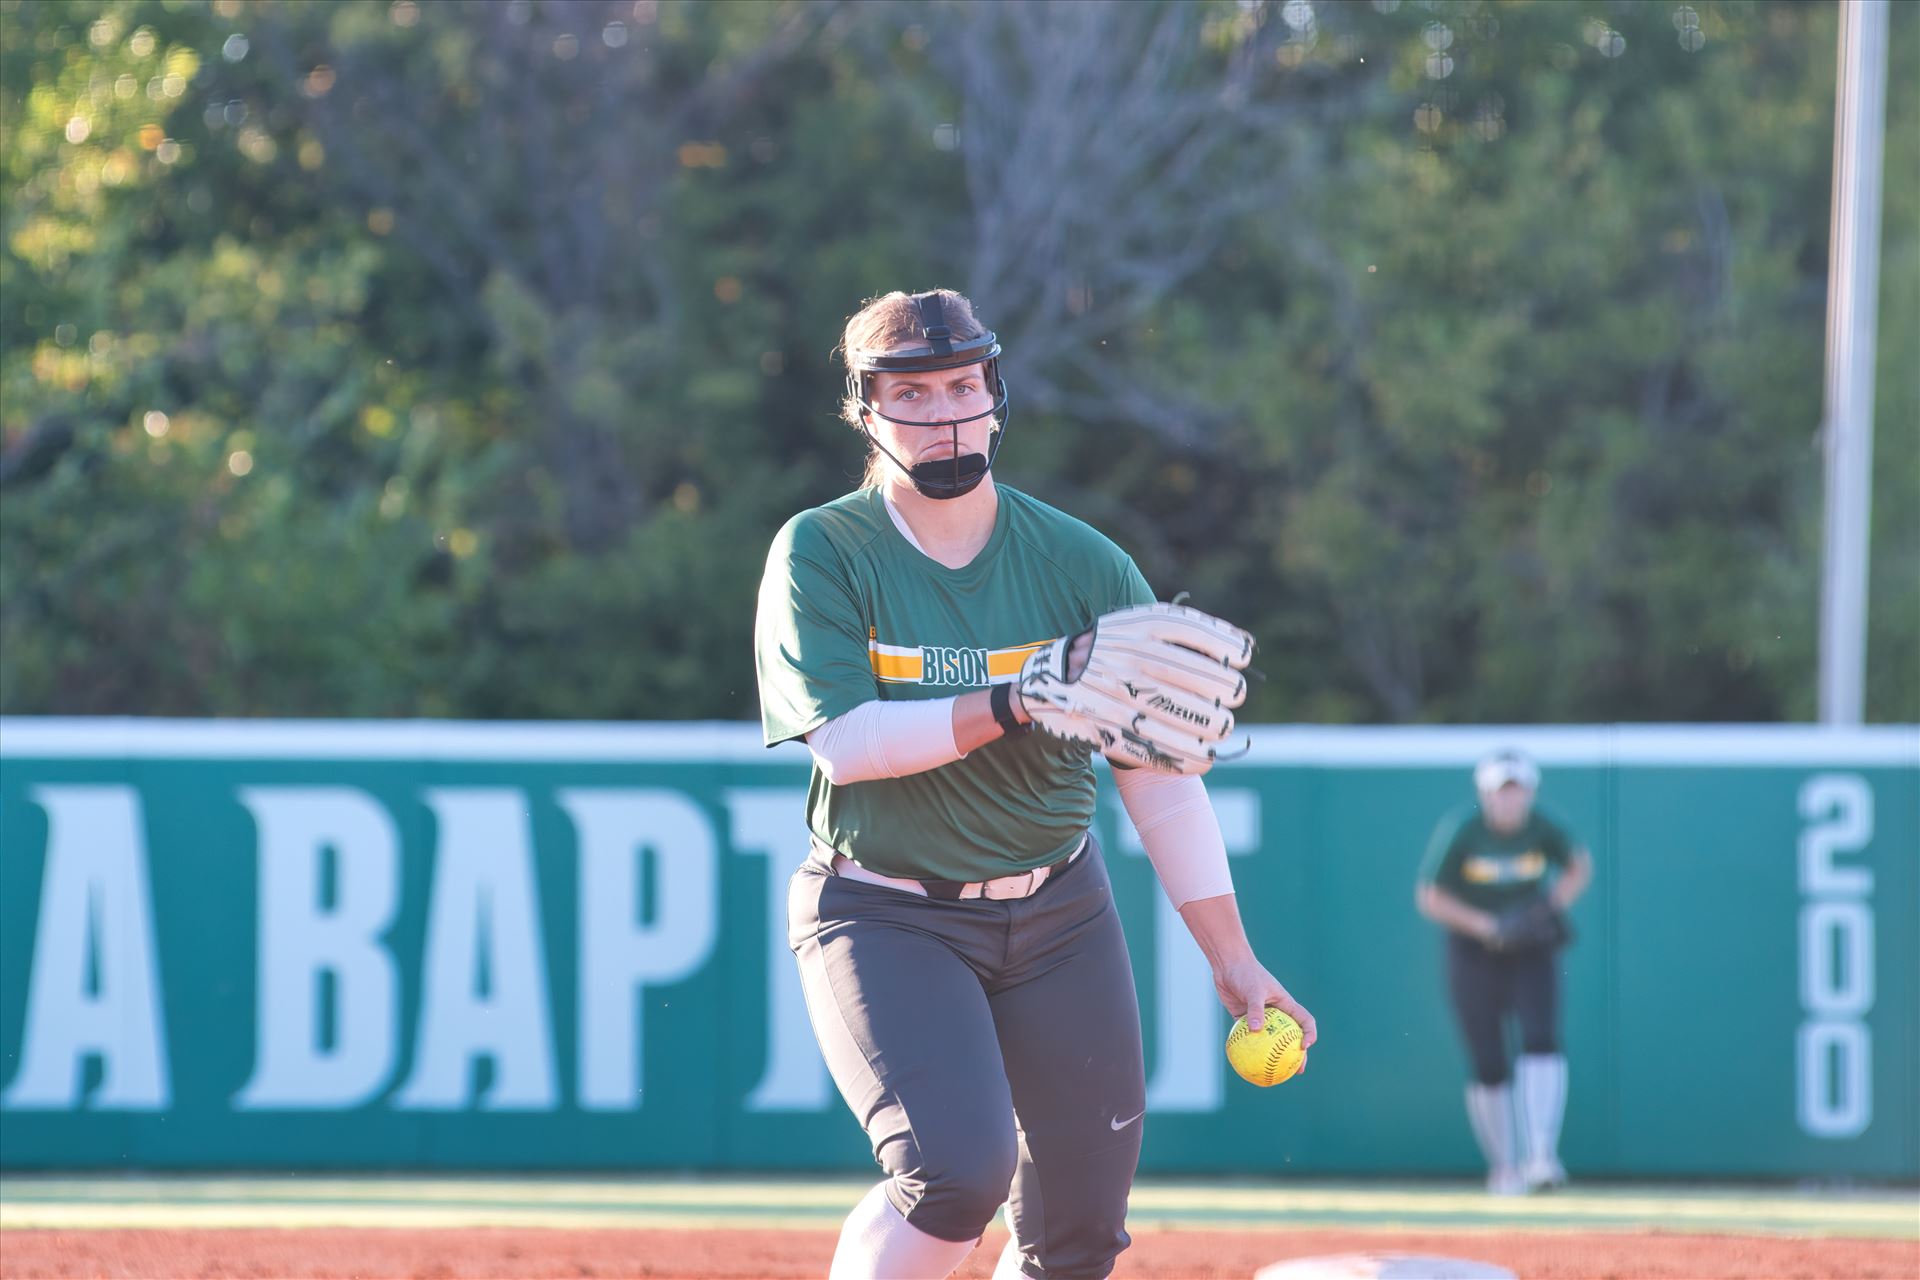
xmin=1225 ymin=1008 xmax=1304 ymax=1087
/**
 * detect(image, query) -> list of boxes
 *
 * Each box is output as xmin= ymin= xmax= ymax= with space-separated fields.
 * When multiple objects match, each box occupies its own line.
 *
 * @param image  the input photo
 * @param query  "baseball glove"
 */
xmin=1490 ymin=898 xmax=1573 ymax=953
xmin=1018 ymin=601 xmax=1254 ymax=776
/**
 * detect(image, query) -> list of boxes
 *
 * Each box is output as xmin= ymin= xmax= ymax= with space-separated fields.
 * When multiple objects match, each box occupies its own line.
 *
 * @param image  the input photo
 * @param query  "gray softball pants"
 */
xmin=787 ymin=835 xmax=1146 ymax=1280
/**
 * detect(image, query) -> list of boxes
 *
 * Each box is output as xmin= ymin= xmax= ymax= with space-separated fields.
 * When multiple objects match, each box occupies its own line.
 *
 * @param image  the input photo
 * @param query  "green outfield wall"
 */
xmin=1 ymin=720 xmax=1915 ymax=1178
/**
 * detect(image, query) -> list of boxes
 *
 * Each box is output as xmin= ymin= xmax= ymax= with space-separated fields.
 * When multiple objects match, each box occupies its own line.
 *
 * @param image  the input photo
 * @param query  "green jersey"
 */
xmin=1419 ymin=804 xmax=1575 ymax=913
xmin=755 ymin=484 xmax=1155 ymax=881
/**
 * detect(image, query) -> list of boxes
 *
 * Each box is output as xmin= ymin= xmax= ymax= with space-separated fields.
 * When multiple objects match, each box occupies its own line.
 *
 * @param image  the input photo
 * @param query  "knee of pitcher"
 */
xmin=897 ymin=1145 xmax=1018 ymax=1243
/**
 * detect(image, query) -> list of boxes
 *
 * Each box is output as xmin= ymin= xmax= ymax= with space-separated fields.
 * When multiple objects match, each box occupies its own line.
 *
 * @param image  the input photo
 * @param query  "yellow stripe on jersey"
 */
xmin=988 ymin=642 xmax=1048 ymax=679
xmin=1462 ymin=851 xmax=1548 ymax=884
xmin=869 ymin=648 xmax=923 ymax=683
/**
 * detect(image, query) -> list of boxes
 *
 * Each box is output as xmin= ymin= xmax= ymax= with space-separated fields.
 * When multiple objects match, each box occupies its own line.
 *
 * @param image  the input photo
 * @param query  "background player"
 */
xmin=1416 ymin=749 xmax=1592 ymax=1195
xmin=754 ymin=288 xmax=1316 ymax=1280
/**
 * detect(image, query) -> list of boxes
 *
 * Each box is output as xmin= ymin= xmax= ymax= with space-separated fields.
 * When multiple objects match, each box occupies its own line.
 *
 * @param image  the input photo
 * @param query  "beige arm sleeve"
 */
xmin=805 ymin=697 xmax=966 ymax=784
xmin=1113 ymin=767 xmax=1235 ymax=908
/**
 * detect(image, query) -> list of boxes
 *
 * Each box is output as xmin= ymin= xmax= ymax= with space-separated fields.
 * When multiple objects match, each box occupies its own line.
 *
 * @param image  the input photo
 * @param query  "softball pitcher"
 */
xmin=755 ymin=288 xmax=1316 ymax=1280
xmin=1417 ymin=749 xmax=1592 ymax=1195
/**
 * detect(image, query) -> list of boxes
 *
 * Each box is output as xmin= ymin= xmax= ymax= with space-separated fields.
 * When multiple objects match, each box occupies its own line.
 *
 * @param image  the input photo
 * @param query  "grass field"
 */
xmin=3 ymin=1175 xmax=1915 ymax=1278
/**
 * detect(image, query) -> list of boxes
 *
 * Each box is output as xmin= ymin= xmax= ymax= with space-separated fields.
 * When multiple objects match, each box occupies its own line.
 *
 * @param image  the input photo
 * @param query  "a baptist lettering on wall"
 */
xmin=4 ymin=784 xmax=725 ymax=1114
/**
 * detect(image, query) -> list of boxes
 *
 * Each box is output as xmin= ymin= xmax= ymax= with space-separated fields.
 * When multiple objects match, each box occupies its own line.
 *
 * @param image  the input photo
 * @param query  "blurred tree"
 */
xmin=1 ymin=0 xmax=1913 ymax=724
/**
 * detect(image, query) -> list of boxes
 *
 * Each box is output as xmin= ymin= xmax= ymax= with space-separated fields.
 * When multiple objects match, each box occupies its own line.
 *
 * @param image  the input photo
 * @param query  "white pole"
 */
xmin=1818 ymin=0 xmax=1889 ymax=726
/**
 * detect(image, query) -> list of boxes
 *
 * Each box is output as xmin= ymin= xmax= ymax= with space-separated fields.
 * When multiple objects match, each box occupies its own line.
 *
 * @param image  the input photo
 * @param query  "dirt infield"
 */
xmin=4 ymin=1226 xmax=1917 ymax=1280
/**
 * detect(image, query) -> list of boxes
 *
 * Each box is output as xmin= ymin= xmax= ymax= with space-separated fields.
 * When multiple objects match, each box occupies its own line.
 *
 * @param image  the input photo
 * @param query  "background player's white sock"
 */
xmin=1517 ymin=1053 xmax=1569 ymax=1182
xmin=1464 ymin=1082 xmax=1518 ymax=1189
xmin=992 ymin=1234 xmax=1030 ymax=1280
xmin=829 ymin=1180 xmax=978 ymax=1280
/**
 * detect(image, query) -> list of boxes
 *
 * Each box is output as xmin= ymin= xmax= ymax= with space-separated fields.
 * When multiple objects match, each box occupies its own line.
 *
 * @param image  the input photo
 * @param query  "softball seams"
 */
xmin=1230 ymin=1016 xmax=1301 ymax=1084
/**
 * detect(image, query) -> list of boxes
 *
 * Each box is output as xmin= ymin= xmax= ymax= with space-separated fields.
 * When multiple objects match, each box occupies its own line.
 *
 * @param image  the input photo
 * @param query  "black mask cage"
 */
xmin=845 ymin=294 xmax=1011 ymax=498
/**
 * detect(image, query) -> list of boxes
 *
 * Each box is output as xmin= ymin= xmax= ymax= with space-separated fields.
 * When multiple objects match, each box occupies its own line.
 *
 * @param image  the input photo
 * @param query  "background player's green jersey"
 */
xmin=755 ymin=484 xmax=1154 ymax=881
xmin=1419 ymin=804 xmax=1575 ymax=913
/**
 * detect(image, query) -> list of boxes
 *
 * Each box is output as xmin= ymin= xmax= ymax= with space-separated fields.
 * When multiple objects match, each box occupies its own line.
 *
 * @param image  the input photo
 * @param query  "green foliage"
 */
xmin=1 ymin=0 xmax=1914 ymax=722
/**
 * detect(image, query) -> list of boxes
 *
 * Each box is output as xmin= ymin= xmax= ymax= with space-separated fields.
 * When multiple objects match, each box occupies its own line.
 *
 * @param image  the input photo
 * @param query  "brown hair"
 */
xmin=837 ymin=289 xmax=990 ymax=489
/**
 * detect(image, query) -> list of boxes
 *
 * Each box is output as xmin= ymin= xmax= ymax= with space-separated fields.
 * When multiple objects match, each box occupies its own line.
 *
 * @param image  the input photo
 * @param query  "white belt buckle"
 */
xmin=982 ymin=868 xmax=1040 ymax=901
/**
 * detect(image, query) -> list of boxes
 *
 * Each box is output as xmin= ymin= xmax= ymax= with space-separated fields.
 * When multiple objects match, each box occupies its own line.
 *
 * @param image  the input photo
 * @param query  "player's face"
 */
xmin=865 ymin=360 xmax=994 ymax=464
xmin=1480 ymin=781 xmax=1534 ymax=832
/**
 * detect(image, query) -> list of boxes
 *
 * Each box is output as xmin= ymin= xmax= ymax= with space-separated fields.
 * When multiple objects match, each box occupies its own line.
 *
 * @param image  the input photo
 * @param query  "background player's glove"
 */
xmin=1018 ymin=601 xmax=1254 ymax=776
xmin=1490 ymin=898 xmax=1573 ymax=952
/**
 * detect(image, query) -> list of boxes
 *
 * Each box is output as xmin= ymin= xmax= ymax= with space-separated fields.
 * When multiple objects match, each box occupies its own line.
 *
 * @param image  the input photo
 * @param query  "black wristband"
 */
xmin=990 ymin=682 xmax=1031 ymax=737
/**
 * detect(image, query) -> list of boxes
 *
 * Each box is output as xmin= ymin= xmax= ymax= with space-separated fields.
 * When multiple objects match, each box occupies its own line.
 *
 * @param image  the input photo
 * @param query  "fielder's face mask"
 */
xmin=847 ymin=293 xmax=1011 ymax=500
